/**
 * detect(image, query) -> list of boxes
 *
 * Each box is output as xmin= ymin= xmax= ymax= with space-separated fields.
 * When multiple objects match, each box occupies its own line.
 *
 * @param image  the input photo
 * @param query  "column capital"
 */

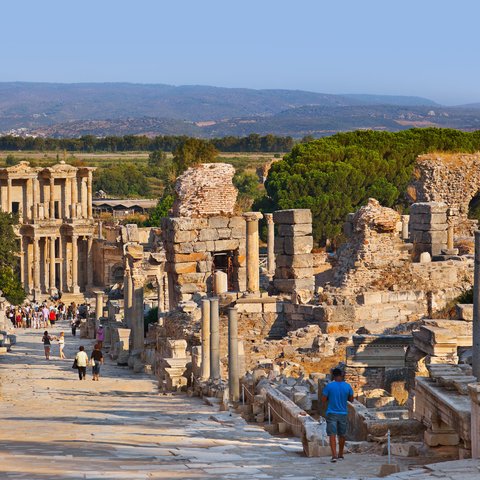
xmin=243 ymin=212 xmax=263 ymax=222
xmin=264 ymin=213 xmax=274 ymax=224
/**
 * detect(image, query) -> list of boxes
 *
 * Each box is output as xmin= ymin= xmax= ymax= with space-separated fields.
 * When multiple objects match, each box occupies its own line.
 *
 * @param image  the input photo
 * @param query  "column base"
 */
xmin=71 ymin=285 xmax=81 ymax=294
xmin=32 ymin=288 xmax=42 ymax=301
xmin=49 ymin=287 xmax=58 ymax=297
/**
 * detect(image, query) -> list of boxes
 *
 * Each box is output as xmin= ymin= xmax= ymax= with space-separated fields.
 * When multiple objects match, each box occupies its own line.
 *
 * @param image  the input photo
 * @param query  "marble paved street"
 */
xmin=0 ymin=325 xmax=474 ymax=479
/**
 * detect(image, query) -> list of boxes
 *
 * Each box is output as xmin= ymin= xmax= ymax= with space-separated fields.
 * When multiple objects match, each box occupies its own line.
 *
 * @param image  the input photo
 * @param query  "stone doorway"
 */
xmin=212 ymin=251 xmax=235 ymax=291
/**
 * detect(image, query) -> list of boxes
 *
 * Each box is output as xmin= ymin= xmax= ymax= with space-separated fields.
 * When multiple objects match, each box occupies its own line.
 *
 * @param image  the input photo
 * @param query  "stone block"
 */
xmin=278 ymin=223 xmax=313 ymax=237
xmin=424 ymin=429 xmax=460 ymax=447
xmin=235 ymin=302 xmax=262 ymax=313
xmin=169 ymin=262 xmax=197 ymax=274
xmin=214 ymin=239 xmax=239 ymax=251
xmin=276 ymin=253 xmax=313 ymax=268
xmin=274 ymin=266 xmax=313 ymax=279
xmin=173 ymin=229 xmax=198 ymax=243
xmin=456 ymin=304 xmax=473 ymax=321
xmin=177 ymin=273 xmax=206 ymax=285
xmin=217 ymin=228 xmax=232 ymax=239
xmin=274 ymin=278 xmax=314 ymax=293
xmin=284 ymin=236 xmax=313 ymax=255
xmin=192 ymin=241 xmax=207 ymax=252
xmin=273 ymin=209 xmax=312 ymax=225
xmin=274 ymin=237 xmax=285 ymax=254
xmin=173 ymin=252 xmax=208 ymax=262
xmin=173 ymin=242 xmax=194 ymax=254
xmin=179 ymin=283 xmax=200 ymax=294
xmin=199 ymin=228 xmax=219 ymax=241
xmin=410 ymin=202 xmax=448 ymax=215
xmin=208 ymin=216 xmax=230 ymax=228
xmin=169 ymin=217 xmax=208 ymax=231
xmin=231 ymin=226 xmax=246 ymax=239
xmin=263 ymin=302 xmax=284 ymax=313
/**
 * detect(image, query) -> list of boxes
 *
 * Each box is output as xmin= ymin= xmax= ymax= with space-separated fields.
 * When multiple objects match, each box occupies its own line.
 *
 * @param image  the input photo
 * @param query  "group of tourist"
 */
xmin=6 ymin=302 xmax=80 ymax=329
xmin=73 ymin=343 xmax=104 ymax=381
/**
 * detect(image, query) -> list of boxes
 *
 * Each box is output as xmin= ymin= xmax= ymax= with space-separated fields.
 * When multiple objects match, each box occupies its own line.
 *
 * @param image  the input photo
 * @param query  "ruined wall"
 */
xmin=172 ymin=163 xmax=238 ymax=217
xmin=407 ymin=153 xmax=480 ymax=235
xmin=161 ymin=216 xmax=247 ymax=306
xmin=332 ymin=198 xmax=410 ymax=293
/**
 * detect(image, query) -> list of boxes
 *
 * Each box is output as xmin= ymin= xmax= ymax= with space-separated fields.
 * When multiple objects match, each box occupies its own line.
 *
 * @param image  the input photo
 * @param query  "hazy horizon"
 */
xmin=1 ymin=0 xmax=479 ymax=105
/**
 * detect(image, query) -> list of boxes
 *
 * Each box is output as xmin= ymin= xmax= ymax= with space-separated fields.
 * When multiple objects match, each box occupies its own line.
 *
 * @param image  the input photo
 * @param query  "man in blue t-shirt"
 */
xmin=321 ymin=368 xmax=354 ymax=463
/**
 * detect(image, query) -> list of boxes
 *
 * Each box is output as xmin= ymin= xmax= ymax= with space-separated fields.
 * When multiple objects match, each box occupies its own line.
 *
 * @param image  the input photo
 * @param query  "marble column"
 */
xmin=49 ymin=236 xmax=56 ymax=294
xmin=49 ymin=177 xmax=55 ymax=219
xmin=156 ymin=275 xmax=164 ymax=315
xmin=6 ymin=178 xmax=11 ymax=213
xmin=33 ymin=237 xmax=40 ymax=296
xmin=401 ymin=214 xmax=409 ymax=241
xmin=95 ymin=291 xmax=104 ymax=320
xmin=87 ymin=171 xmax=93 ymax=218
xmin=58 ymin=235 xmax=63 ymax=292
xmin=19 ymin=236 xmax=25 ymax=288
xmin=70 ymin=177 xmax=77 ymax=218
xmin=86 ymin=236 xmax=93 ymax=287
xmin=71 ymin=234 xmax=80 ymax=293
xmin=123 ymin=264 xmax=133 ymax=328
xmin=228 ymin=307 xmax=239 ymax=402
xmin=473 ymin=231 xmax=480 ymax=381
xmin=81 ymin=177 xmax=87 ymax=219
xmin=243 ymin=212 xmax=263 ymax=294
xmin=132 ymin=275 xmax=145 ymax=352
xmin=209 ymin=297 xmax=220 ymax=380
xmin=265 ymin=213 xmax=275 ymax=274
xmin=200 ymin=298 xmax=211 ymax=380
xmin=26 ymin=179 xmax=33 ymax=222
xmin=43 ymin=237 xmax=49 ymax=291
xmin=32 ymin=178 xmax=38 ymax=220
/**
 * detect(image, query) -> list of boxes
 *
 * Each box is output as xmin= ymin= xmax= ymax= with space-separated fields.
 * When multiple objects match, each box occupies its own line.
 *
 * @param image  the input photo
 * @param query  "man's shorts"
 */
xmin=326 ymin=413 xmax=348 ymax=436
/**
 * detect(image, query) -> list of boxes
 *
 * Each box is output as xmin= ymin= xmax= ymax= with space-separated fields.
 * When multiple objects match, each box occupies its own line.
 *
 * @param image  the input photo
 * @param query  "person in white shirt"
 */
xmin=74 ymin=346 xmax=89 ymax=380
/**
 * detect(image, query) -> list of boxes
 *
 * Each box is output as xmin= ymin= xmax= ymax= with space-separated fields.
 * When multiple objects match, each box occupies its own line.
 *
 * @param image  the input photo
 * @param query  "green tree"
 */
xmin=148 ymin=150 xmax=167 ymax=168
xmin=0 ymin=212 xmax=26 ymax=305
xmin=93 ymin=164 xmax=151 ymax=197
xmin=145 ymin=194 xmax=174 ymax=226
xmin=172 ymin=138 xmax=218 ymax=175
xmin=5 ymin=154 xmax=18 ymax=166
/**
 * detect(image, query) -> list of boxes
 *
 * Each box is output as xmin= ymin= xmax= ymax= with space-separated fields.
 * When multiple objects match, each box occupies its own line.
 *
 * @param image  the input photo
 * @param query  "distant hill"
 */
xmin=0 ymin=82 xmax=478 ymax=138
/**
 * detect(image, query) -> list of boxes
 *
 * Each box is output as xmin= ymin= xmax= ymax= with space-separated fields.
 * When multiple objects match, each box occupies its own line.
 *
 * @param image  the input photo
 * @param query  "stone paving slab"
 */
xmin=0 ymin=326 xmax=475 ymax=479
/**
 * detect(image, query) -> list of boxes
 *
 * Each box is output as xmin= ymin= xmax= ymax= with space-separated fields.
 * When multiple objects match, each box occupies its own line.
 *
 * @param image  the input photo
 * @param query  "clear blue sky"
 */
xmin=1 ymin=0 xmax=479 ymax=105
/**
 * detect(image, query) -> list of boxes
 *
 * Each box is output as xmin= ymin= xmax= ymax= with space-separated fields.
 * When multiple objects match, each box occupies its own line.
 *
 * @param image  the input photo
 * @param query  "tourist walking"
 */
xmin=96 ymin=325 xmax=105 ymax=349
xmin=42 ymin=331 xmax=56 ymax=360
xmin=321 ymin=368 xmax=354 ymax=463
xmin=90 ymin=343 xmax=104 ymax=381
xmin=74 ymin=346 xmax=89 ymax=380
xmin=58 ymin=332 xmax=66 ymax=359
xmin=49 ymin=307 xmax=57 ymax=326
xmin=42 ymin=305 xmax=50 ymax=327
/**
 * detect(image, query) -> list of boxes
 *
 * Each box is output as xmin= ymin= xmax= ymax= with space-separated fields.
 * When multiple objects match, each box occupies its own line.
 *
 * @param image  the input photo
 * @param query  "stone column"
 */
xmin=49 ymin=236 xmax=56 ymax=294
xmin=214 ymin=271 xmax=228 ymax=294
xmin=209 ymin=297 xmax=220 ymax=380
xmin=19 ymin=236 xmax=25 ymax=288
xmin=32 ymin=178 xmax=38 ymax=220
xmin=95 ymin=291 xmax=104 ymax=321
xmin=447 ymin=224 xmax=454 ymax=250
xmin=132 ymin=275 xmax=145 ymax=352
xmin=87 ymin=171 xmax=93 ymax=218
xmin=43 ymin=237 xmax=49 ymax=291
xmin=243 ymin=212 xmax=263 ymax=294
xmin=98 ymin=220 xmax=103 ymax=239
xmin=6 ymin=177 xmax=11 ymax=213
xmin=86 ymin=236 xmax=93 ymax=287
xmin=123 ymin=265 xmax=133 ymax=328
xmin=81 ymin=177 xmax=88 ymax=218
xmin=58 ymin=234 xmax=63 ymax=292
xmin=401 ymin=215 xmax=409 ymax=241
xmin=265 ymin=213 xmax=275 ymax=274
xmin=70 ymin=177 xmax=77 ymax=218
xmin=468 ymin=383 xmax=480 ymax=459
xmin=33 ymin=237 xmax=40 ymax=295
xmin=473 ymin=231 xmax=480 ymax=381
xmin=228 ymin=307 xmax=239 ymax=402
xmin=26 ymin=179 xmax=33 ymax=221
xmin=201 ymin=298 xmax=211 ymax=380
xmin=49 ymin=177 xmax=55 ymax=219
xmin=71 ymin=234 xmax=80 ymax=293
xmin=156 ymin=275 xmax=164 ymax=315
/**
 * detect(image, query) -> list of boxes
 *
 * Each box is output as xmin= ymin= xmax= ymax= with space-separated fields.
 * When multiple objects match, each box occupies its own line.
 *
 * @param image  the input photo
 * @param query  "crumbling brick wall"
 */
xmin=172 ymin=163 xmax=238 ymax=217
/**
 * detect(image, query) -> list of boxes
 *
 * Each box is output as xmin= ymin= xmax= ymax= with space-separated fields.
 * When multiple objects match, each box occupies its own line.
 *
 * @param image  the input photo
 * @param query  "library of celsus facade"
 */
xmin=0 ymin=161 xmax=95 ymax=298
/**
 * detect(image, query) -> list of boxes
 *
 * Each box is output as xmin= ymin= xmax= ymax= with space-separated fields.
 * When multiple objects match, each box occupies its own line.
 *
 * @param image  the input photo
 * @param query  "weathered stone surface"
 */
xmin=208 ymin=216 xmax=230 ymax=228
xmin=284 ymin=236 xmax=313 ymax=255
xmin=277 ymin=224 xmax=313 ymax=237
xmin=199 ymin=228 xmax=219 ymax=242
xmin=273 ymin=209 xmax=312 ymax=225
